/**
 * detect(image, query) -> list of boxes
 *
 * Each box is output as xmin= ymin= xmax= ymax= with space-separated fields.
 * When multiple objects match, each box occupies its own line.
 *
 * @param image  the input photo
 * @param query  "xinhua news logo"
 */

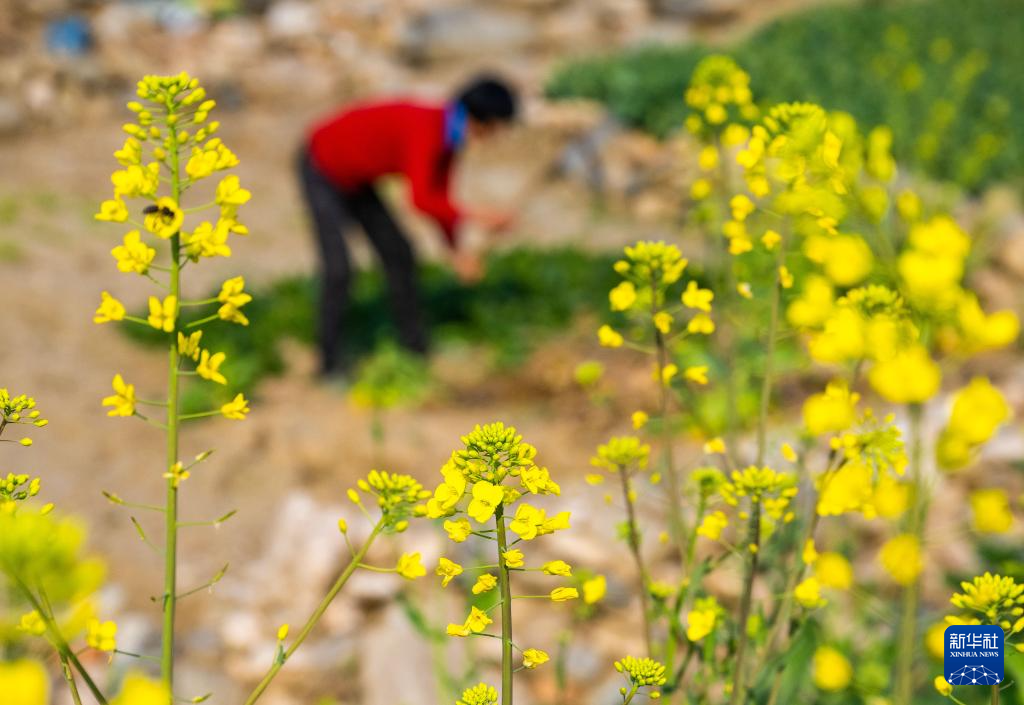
xmin=944 ymin=625 xmax=1004 ymax=686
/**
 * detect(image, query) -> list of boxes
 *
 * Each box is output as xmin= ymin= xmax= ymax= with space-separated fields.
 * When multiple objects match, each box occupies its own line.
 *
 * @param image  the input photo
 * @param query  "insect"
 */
xmin=143 ymin=204 xmax=176 ymax=218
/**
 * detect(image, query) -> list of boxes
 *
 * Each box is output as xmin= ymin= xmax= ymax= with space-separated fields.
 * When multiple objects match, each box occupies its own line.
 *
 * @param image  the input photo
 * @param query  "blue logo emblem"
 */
xmin=944 ymin=625 xmax=1004 ymax=685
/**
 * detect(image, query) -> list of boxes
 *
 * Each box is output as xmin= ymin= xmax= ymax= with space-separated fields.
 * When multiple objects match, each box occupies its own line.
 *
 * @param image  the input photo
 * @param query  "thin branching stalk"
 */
xmin=14 ymin=578 xmax=108 ymax=705
xmin=495 ymin=504 xmax=514 ymax=705
xmin=243 ymin=521 xmax=384 ymax=705
xmin=161 ymin=110 xmax=183 ymax=695
xmin=654 ymin=323 xmax=684 ymax=555
xmin=59 ymin=655 xmax=85 ymax=705
xmin=729 ymin=502 xmax=761 ymax=705
xmin=619 ymin=467 xmax=653 ymax=655
xmin=731 ymin=248 xmax=783 ymax=705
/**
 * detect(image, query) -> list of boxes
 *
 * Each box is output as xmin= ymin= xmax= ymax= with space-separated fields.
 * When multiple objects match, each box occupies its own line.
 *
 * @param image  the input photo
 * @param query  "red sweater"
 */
xmin=308 ymin=101 xmax=461 ymax=247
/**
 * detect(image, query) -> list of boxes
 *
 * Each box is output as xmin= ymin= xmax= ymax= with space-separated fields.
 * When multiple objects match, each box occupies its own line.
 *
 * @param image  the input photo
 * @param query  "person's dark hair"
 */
xmin=454 ymin=75 xmax=518 ymax=124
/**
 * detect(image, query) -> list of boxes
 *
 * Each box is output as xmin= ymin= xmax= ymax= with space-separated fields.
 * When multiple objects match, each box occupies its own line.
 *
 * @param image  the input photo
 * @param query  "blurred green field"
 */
xmin=547 ymin=0 xmax=1024 ymax=192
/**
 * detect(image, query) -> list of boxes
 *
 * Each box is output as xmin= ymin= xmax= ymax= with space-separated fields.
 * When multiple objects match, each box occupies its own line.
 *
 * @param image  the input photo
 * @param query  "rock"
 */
xmin=359 ymin=604 xmax=435 ymax=705
xmin=997 ymin=217 xmax=1024 ymax=279
xmin=265 ymin=0 xmax=321 ymax=41
xmin=653 ymin=0 xmax=744 ymax=23
xmin=92 ymin=3 xmax=157 ymax=46
xmin=397 ymin=7 xmax=536 ymax=64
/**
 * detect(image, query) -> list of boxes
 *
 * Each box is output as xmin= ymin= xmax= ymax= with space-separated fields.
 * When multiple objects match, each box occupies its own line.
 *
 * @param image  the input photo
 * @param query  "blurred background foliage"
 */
xmin=547 ymin=0 xmax=1024 ymax=192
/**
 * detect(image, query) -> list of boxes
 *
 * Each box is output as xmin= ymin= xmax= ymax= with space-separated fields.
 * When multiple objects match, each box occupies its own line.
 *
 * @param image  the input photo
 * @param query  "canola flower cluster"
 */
xmin=585 ymin=52 xmax=1020 ymax=705
xmin=425 ymin=423 xmax=577 ymax=705
xmin=94 ymin=72 xmax=252 ymax=424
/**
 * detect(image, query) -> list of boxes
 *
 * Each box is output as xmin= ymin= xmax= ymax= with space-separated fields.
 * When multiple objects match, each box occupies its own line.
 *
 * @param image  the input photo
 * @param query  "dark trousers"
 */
xmin=298 ymin=149 xmax=427 ymax=374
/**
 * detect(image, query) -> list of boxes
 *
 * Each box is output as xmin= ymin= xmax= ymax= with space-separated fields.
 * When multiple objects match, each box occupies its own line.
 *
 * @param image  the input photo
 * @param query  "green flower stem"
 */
xmin=992 ymin=684 xmax=1000 ymax=705
xmin=178 ymin=410 xmax=221 ymax=421
xmin=186 ymin=314 xmax=219 ymax=328
xmin=729 ymin=501 xmax=761 ymax=705
xmin=58 ymin=654 xmax=85 ymax=705
xmin=762 ymin=511 xmax=821 ymax=705
xmin=622 ymin=683 xmax=640 ymax=705
xmin=654 ymin=321 xmax=685 ymax=558
xmin=895 ymin=404 xmax=925 ymax=705
xmin=161 ymin=105 xmax=183 ymax=698
xmin=730 ymin=244 xmax=783 ymax=705
xmin=619 ymin=467 xmax=653 ymax=656
xmin=495 ymin=504 xmax=514 ymax=705
xmin=242 ymin=520 xmax=384 ymax=705
xmin=15 ymin=579 xmax=108 ymax=705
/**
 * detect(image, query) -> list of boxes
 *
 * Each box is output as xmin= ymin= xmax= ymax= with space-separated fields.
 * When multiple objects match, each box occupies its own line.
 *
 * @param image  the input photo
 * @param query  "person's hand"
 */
xmin=473 ymin=208 xmax=517 ymax=235
xmin=451 ymin=250 xmax=485 ymax=284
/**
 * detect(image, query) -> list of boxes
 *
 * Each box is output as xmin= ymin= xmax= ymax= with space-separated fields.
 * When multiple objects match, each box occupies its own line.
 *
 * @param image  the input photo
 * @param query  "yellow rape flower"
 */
xmin=0 ymin=659 xmax=49 ymax=705
xmin=522 ymin=648 xmax=549 ymax=669
xmin=703 ymin=437 xmax=726 ymax=454
xmin=934 ymin=676 xmax=953 ymax=697
xmin=220 ymin=393 xmax=249 ymax=420
xmin=94 ymin=291 xmax=126 ymax=324
xmin=503 ymin=549 xmax=525 ymax=568
xmin=215 ymin=174 xmax=251 ymax=209
xmin=444 ymin=517 xmax=472 ymax=542
xmin=944 ymin=377 xmax=1010 ymax=447
xmin=682 ymin=281 xmax=714 ymax=312
xmin=467 ymin=480 xmax=504 ymax=523
xmin=815 ymin=552 xmax=853 ymax=590
xmin=598 ymin=324 xmax=624 ymax=348
xmin=761 ymin=229 xmax=782 ymax=250
xmin=396 ymin=552 xmax=426 ymax=580
xmin=583 ymin=575 xmax=606 ymax=604
xmin=217 ymin=275 xmax=252 ymax=325
xmin=18 ymin=611 xmax=46 ymax=636
xmin=879 ymin=534 xmax=923 ymax=586
xmin=427 ymin=465 xmax=467 ymax=519
xmin=110 ymin=672 xmax=169 ymax=705
xmin=550 ymin=587 xmax=579 ymax=602
xmin=197 ymin=350 xmax=228 ymax=385
xmin=146 ymin=295 xmax=177 ymax=333
xmin=778 ymin=266 xmax=794 ymax=289
xmin=684 ymin=366 xmax=708 ymax=385
xmin=794 ymin=577 xmax=826 ymax=608
xmin=111 ymin=163 xmax=159 ymax=198
xmin=542 ymin=560 xmax=572 ymax=577
xmin=183 ymin=220 xmax=232 ymax=259
xmin=472 ymin=573 xmax=497 ymax=594
xmin=102 ymin=374 xmax=135 ymax=417
xmin=803 ymin=380 xmax=859 ymax=436
xmin=653 ymin=311 xmax=673 ymax=334
xmin=631 ymin=410 xmax=649 ymax=429
xmin=869 ymin=345 xmax=941 ymax=404
xmin=447 ymin=606 xmax=492 ymax=637
xmin=177 ymin=330 xmax=202 ymax=361
xmin=609 ymin=281 xmax=637 ymax=311
xmin=696 ymin=510 xmax=728 ymax=540
xmin=457 ymin=683 xmax=498 ymax=705
xmin=95 ymin=199 xmax=128 ymax=222
xmin=143 ymin=197 xmax=184 ymax=238
xmin=86 ymin=618 xmax=117 ymax=652
xmin=111 ymin=230 xmax=156 ymax=274
xmin=969 ymin=489 xmax=1013 ymax=534
xmin=688 ymin=314 xmax=715 ymax=334
xmin=685 ymin=598 xmax=720 ymax=641
xmin=812 ymin=646 xmax=852 ymax=691
xmin=436 ymin=557 xmax=463 ymax=587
